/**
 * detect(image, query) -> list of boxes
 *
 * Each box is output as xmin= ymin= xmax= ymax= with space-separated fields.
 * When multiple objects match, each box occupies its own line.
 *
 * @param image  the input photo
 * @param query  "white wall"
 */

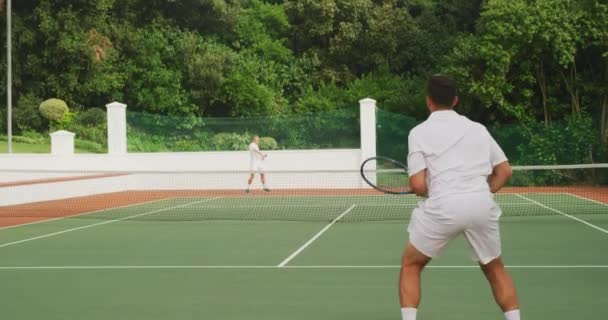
xmin=0 ymin=149 xmax=366 ymax=206
xmin=0 ymin=149 xmax=362 ymax=172
xmin=0 ymin=98 xmax=378 ymax=205
xmin=0 ymin=170 xmax=366 ymax=206
xmin=0 ymin=175 xmax=130 ymax=206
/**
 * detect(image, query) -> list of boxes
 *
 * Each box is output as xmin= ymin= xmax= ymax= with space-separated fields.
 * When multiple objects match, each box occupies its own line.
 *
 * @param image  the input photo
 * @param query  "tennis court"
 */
xmin=1 ymin=174 xmax=607 ymax=320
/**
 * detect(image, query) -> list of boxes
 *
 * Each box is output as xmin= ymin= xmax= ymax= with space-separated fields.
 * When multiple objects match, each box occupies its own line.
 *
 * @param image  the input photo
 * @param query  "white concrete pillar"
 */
xmin=50 ymin=130 xmax=75 ymax=155
xmin=106 ymin=101 xmax=127 ymax=155
xmin=359 ymin=98 xmax=377 ymax=161
xmin=360 ymin=98 xmax=377 ymax=188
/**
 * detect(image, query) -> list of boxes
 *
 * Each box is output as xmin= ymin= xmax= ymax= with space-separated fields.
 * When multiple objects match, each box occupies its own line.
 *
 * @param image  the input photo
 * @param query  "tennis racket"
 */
xmin=360 ymin=156 xmax=413 ymax=195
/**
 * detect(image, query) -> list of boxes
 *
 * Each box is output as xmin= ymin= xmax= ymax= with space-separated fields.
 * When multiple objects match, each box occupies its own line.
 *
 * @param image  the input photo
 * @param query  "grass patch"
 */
xmin=0 ymin=141 xmax=51 ymax=153
xmin=0 ymin=138 xmax=106 ymax=154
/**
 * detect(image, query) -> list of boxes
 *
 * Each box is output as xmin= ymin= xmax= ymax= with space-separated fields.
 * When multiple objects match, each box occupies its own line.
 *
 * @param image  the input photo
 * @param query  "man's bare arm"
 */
xmin=409 ymin=169 xmax=428 ymax=197
xmin=488 ymin=161 xmax=512 ymax=193
xmin=254 ymin=149 xmax=267 ymax=158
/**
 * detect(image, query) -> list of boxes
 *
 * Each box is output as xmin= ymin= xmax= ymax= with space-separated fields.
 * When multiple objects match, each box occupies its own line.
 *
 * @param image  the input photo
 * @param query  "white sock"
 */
xmin=504 ymin=309 xmax=520 ymax=320
xmin=401 ymin=307 xmax=417 ymax=320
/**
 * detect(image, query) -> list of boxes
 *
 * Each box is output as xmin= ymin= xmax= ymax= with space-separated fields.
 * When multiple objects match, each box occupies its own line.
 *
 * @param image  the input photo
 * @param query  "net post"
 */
xmin=106 ymin=102 xmax=127 ymax=155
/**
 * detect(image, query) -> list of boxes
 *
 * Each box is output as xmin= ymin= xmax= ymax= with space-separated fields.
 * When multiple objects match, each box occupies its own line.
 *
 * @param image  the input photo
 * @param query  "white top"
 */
xmin=407 ymin=110 xmax=507 ymax=200
xmin=249 ymin=142 xmax=263 ymax=164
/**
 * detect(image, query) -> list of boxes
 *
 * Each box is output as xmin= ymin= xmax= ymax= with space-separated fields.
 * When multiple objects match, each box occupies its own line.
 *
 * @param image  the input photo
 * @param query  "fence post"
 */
xmin=359 ymin=98 xmax=377 ymax=187
xmin=50 ymin=130 xmax=75 ymax=155
xmin=106 ymin=101 xmax=127 ymax=155
xmin=359 ymin=98 xmax=377 ymax=162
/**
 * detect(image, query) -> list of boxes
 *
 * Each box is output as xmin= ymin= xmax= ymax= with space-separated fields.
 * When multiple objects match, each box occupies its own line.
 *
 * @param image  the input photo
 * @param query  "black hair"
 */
xmin=426 ymin=75 xmax=457 ymax=108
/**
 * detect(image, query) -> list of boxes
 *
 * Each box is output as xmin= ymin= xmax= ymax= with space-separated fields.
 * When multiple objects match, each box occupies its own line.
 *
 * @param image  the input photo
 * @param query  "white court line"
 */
xmin=180 ymin=204 xmax=415 ymax=209
xmin=0 ymin=197 xmax=220 ymax=249
xmin=516 ymin=194 xmax=608 ymax=235
xmin=286 ymin=265 xmax=608 ymax=269
xmin=0 ymin=197 xmax=173 ymax=231
xmin=564 ymin=193 xmax=608 ymax=208
xmin=0 ymin=265 xmax=607 ymax=270
xmin=277 ymin=204 xmax=357 ymax=267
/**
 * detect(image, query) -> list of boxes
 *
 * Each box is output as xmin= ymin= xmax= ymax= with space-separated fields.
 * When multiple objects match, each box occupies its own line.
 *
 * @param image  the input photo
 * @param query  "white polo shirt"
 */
xmin=249 ymin=142 xmax=263 ymax=164
xmin=407 ymin=110 xmax=507 ymax=200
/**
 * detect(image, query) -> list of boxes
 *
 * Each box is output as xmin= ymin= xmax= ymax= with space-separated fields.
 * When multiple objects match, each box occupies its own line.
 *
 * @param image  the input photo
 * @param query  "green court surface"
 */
xmin=1 ymin=194 xmax=607 ymax=320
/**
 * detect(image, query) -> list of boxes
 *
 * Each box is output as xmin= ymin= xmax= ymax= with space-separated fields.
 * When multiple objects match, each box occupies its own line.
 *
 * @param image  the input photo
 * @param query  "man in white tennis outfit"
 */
xmin=246 ymin=135 xmax=270 ymax=193
xmin=399 ymin=75 xmax=520 ymax=320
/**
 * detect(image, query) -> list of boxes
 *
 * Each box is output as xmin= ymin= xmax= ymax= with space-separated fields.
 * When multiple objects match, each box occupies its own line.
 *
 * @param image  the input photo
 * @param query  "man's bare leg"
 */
xmin=399 ymin=242 xmax=431 ymax=320
xmin=260 ymin=173 xmax=269 ymax=191
xmin=480 ymin=257 xmax=520 ymax=319
xmin=246 ymin=174 xmax=255 ymax=193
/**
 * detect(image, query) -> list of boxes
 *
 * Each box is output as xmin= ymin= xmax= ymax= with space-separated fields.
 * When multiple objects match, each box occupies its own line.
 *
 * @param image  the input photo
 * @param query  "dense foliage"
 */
xmin=0 ymin=0 xmax=607 ymax=164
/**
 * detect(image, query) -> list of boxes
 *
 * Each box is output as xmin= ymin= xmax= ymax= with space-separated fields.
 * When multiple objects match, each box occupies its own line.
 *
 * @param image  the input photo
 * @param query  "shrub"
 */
xmin=259 ymin=136 xmax=278 ymax=150
xmin=70 ymin=124 xmax=106 ymax=145
xmin=76 ymin=108 xmax=106 ymax=126
xmin=211 ymin=132 xmax=250 ymax=150
xmin=0 ymin=108 xmax=5 ymax=133
xmin=75 ymin=139 xmax=105 ymax=153
xmin=39 ymin=99 xmax=69 ymax=122
xmin=14 ymin=93 xmax=46 ymax=133
xmin=12 ymin=135 xmax=47 ymax=144
xmin=173 ymin=140 xmax=205 ymax=152
xmin=70 ymin=109 xmax=107 ymax=145
xmin=55 ymin=111 xmax=75 ymax=130
xmin=21 ymin=130 xmax=46 ymax=140
xmin=518 ymin=112 xmax=600 ymax=165
xmin=127 ymin=133 xmax=169 ymax=152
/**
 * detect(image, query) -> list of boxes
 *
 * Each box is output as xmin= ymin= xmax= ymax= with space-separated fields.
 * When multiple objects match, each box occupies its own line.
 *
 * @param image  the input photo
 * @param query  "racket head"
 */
xmin=360 ymin=156 xmax=413 ymax=195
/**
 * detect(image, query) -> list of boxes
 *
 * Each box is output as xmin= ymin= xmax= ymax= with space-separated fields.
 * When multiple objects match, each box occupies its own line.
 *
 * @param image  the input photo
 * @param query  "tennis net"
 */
xmin=0 ymin=164 xmax=606 ymax=225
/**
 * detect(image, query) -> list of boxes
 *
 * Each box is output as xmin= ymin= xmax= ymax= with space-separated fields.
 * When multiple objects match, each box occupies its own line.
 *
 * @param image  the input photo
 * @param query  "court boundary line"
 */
xmin=516 ymin=194 xmax=608 ymax=235
xmin=0 ymin=197 xmax=221 ymax=249
xmin=0 ymin=264 xmax=607 ymax=270
xmin=0 ymin=197 xmax=174 ymax=231
xmin=563 ymin=193 xmax=608 ymax=207
xmin=164 ymin=202 xmax=531 ymax=208
xmin=277 ymin=204 xmax=356 ymax=267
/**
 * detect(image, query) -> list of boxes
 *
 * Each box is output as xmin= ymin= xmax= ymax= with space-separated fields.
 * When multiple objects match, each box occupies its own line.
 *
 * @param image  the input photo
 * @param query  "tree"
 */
xmin=446 ymin=0 xmax=588 ymax=124
xmin=116 ymin=25 xmax=194 ymax=115
xmin=8 ymin=1 xmax=124 ymax=108
xmin=285 ymin=0 xmax=417 ymax=82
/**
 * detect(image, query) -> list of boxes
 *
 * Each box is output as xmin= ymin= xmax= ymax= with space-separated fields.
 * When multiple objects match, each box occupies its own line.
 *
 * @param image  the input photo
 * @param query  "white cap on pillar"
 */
xmin=50 ymin=130 xmax=76 ymax=155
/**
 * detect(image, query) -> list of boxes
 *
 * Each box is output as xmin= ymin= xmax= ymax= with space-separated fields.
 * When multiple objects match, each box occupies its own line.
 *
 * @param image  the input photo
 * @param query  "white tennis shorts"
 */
xmin=249 ymin=161 xmax=266 ymax=174
xmin=407 ymin=193 xmax=502 ymax=265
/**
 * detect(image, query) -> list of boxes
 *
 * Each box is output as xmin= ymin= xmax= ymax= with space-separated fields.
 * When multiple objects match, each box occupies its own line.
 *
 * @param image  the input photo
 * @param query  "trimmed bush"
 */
xmin=259 ymin=136 xmax=278 ymax=150
xmin=211 ymin=132 xmax=250 ymax=151
xmin=39 ymin=99 xmax=69 ymax=122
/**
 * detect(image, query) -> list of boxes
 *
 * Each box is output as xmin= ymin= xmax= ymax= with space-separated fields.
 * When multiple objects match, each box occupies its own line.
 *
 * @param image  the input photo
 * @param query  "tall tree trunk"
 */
xmin=602 ymin=96 xmax=608 ymax=145
xmin=559 ymin=64 xmax=582 ymax=114
xmin=571 ymin=64 xmax=581 ymax=113
xmin=538 ymin=61 xmax=549 ymax=127
xmin=602 ymin=60 xmax=608 ymax=145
